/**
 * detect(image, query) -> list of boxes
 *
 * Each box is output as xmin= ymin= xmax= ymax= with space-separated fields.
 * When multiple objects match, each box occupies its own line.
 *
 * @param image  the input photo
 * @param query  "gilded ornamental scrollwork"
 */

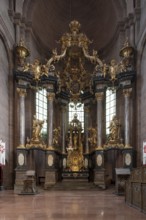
xmin=45 ymin=20 xmax=105 ymax=103
xmin=23 ymin=58 xmax=48 ymax=81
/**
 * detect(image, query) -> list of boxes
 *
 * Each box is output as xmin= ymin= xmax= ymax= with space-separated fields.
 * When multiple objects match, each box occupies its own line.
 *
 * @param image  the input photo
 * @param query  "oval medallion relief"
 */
xmin=48 ymin=154 xmax=54 ymax=166
xmin=96 ymin=154 xmax=102 ymax=166
xmin=18 ymin=153 xmax=24 ymax=166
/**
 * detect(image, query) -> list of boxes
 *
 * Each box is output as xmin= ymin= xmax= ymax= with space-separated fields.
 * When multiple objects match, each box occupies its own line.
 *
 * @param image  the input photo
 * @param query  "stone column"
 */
xmin=129 ymin=18 xmax=135 ymax=46
xmin=123 ymin=88 xmax=132 ymax=148
xmin=15 ymin=23 xmax=20 ymax=44
xmin=95 ymin=92 xmax=104 ymax=150
xmin=13 ymin=14 xmax=22 ymax=44
xmin=84 ymin=105 xmax=90 ymax=153
xmin=61 ymin=105 xmax=67 ymax=154
xmin=17 ymin=88 xmax=27 ymax=148
xmin=47 ymin=92 xmax=55 ymax=149
xmin=134 ymin=7 xmax=141 ymax=44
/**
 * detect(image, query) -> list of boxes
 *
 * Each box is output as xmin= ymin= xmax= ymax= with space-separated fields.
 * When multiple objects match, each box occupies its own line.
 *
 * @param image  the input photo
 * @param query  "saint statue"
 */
xmin=88 ymin=127 xmax=97 ymax=146
xmin=53 ymin=127 xmax=61 ymax=146
xmin=107 ymin=115 xmax=121 ymax=144
xmin=32 ymin=115 xmax=44 ymax=141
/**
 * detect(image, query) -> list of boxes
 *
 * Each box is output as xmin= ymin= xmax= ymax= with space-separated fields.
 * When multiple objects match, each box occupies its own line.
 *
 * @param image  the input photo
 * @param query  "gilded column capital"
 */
xmin=17 ymin=88 xmax=27 ymax=97
xmin=95 ymin=92 xmax=104 ymax=101
xmin=47 ymin=92 xmax=55 ymax=101
xmin=84 ymin=106 xmax=90 ymax=113
xmin=123 ymin=88 xmax=132 ymax=97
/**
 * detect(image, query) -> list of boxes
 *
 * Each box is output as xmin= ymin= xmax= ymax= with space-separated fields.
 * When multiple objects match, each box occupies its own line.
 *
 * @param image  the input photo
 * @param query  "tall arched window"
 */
xmin=36 ymin=89 xmax=47 ymax=133
xmin=106 ymin=89 xmax=116 ymax=134
xmin=68 ymin=102 xmax=84 ymax=132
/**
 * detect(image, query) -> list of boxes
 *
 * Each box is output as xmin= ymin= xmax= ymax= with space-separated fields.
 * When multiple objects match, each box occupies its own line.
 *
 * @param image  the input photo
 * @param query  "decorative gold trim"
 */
xmin=46 ymin=146 xmax=54 ymax=150
xmin=123 ymin=88 xmax=132 ymax=97
xmin=104 ymin=144 xmax=124 ymax=149
xmin=95 ymin=146 xmax=104 ymax=151
xmin=124 ymin=144 xmax=132 ymax=149
xmin=17 ymin=144 xmax=26 ymax=149
xmin=95 ymin=92 xmax=104 ymax=101
xmin=17 ymin=88 xmax=27 ymax=97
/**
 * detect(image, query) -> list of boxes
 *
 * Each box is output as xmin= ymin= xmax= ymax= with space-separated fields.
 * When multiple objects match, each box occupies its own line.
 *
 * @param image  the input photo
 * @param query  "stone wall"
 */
xmin=0 ymin=0 xmax=14 ymax=188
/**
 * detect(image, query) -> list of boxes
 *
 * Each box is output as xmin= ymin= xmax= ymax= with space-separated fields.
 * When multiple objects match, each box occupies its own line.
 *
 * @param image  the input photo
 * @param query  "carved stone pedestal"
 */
xmin=122 ymin=148 xmax=135 ymax=169
xmin=44 ymin=150 xmax=61 ymax=189
xmin=44 ymin=170 xmax=58 ymax=189
xmin=14 ymin=148 xmax=28 ymax=193
xmin=14 ymin=170 xmax=27 ymax=193
xmin=93 ymin=169 xmax=106 ymax=189
xmin=90 ymin=150 xmax=106 ymax=189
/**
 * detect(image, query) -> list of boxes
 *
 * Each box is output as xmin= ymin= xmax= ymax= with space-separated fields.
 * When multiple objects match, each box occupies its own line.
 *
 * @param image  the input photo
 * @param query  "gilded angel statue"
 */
xmin=109 ymin=59 xmax=119 ymax=81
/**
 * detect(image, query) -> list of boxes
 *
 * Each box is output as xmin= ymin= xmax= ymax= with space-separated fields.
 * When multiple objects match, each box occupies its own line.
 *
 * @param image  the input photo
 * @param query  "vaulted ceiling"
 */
xmin=23 ymin=0 xmax=126 ymax=55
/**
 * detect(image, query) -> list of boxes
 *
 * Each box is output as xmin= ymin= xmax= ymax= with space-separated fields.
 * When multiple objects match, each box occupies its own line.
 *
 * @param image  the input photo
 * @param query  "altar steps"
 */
xmin=48 ymin=181 xmax=102 ymax=191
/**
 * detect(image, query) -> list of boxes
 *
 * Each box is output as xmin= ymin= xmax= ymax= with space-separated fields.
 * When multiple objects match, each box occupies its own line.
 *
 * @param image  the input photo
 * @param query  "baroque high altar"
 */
xmin=14 ymin=20 xmax=136 ymax=191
